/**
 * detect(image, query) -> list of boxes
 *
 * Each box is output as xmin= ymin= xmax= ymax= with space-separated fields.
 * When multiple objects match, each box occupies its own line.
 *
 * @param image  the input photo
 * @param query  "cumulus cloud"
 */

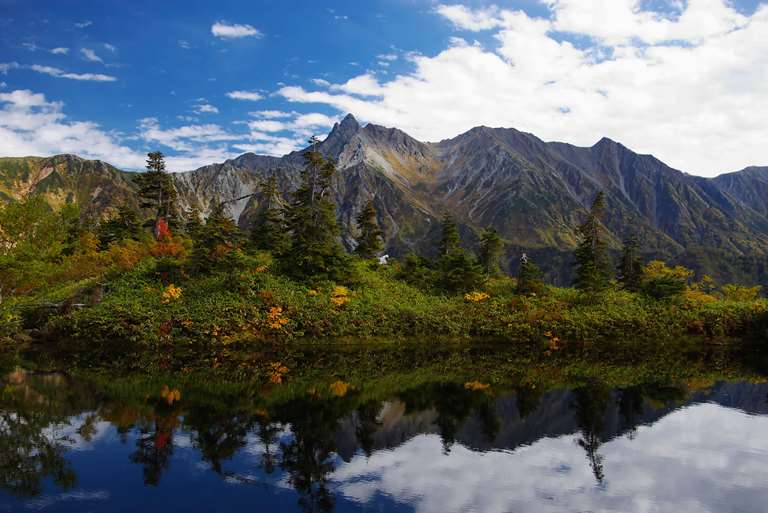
xmin=50 ymin=47 xmax=69 ymax=55
xmin=103 ymin=43 xmax=117 ymax=52
xmin=279 ymin=1 xmax=768 ymax=176
xmin=80 ymin=48 xmax=103 ymax=63
xmin=226 ymin=90 xmax=264 ymax=101
xmin=0 ymin=89 xmax=144 ymax=168
xmin=194 ymin=103 xmax=219 ymax=114
xmin=249 ymin=110 xmax=296 ymax=119
xmin=211 ymin=21 xmax=262 ymax=39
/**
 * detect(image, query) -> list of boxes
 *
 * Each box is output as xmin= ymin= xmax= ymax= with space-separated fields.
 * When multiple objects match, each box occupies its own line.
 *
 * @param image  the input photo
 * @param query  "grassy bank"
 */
xmin=6 ymin=255 xmax=765 ymax=373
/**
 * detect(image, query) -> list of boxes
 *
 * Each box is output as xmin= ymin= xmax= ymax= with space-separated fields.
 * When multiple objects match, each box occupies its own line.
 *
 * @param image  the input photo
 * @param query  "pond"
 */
xmin=2 ymin=354 xmax=768 ymax=513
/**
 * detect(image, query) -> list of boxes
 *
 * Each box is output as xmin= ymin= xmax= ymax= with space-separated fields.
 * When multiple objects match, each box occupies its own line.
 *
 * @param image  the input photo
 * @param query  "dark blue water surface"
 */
xmin=2 ymin=369 xmax=768 ymax=513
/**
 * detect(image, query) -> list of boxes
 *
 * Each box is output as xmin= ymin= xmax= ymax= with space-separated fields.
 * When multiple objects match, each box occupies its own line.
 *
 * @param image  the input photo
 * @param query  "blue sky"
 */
xmin=0 ymin=0 xmax=766 ymax=175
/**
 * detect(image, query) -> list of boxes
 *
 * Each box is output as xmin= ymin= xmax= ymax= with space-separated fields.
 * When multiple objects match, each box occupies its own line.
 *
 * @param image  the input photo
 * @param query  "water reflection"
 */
xmin=2 ymin=368 xmax=768 ymax=512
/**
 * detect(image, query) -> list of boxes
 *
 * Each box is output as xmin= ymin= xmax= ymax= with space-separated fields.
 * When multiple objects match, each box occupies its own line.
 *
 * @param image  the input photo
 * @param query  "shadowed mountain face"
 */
xmin=2 ymin=114 xmax=767 ymax=284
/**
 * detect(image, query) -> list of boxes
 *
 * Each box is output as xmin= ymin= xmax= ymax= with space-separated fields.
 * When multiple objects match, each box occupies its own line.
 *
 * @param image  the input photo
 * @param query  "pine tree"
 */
xmin=354 ymin=200 xmax=383 ymax=259
xmin=191 ymin=203 xmax=242 ymax=272
xmin=184 ymin=207 xmax=203 ymax=238
xmin=516 ymin=254 xmax=544 ymax=295
xmin=573 ymin=191 xmax=612 ymax=292
xmin=251 ymin=177 xmax=289 ymax=253
xmin=439 ymin=213 xmax=460 ymax=256
xmin=283 ymin=150 xmax=349 ymax=282
xmin=135 ymin=151 xmax=178 ymax=235
xmin=479 ymin=228 xmax=503 ymax=276
xmin=97 ymin=204 xmax=143 ymax=249
xmin=617 ymin=234 xmax=643 ymax=292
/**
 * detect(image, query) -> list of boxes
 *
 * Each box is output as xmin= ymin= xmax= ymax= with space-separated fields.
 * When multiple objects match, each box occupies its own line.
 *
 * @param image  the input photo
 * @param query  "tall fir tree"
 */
xmin=516 ymin=254 xmax=544 ymax=295
xmin=97 ymin=204 xmax=143 ymax=249
xmin=439 ymin=213 xmax=460 ymax=256
xmin=191 ymin=203 xmax=242 ymax=272
xmin=251 ymin=177 xmax=289 ymax=253
xmin=354 ymin=200 xmax=383 ymax=259
xmin=135 ymin=151 xmax=178 ymax=235
xmin=479 ymin=228 xmax=504 ymax=276
xmin=283 ymin=150 xmax=349 ymax=282
xmin=184 ymin=207 xmax=203 ymax=238
xmin=573 ymin=191 xmax=613 ymax=292
xmin=617 ymin=234 xmax=644 ymax=292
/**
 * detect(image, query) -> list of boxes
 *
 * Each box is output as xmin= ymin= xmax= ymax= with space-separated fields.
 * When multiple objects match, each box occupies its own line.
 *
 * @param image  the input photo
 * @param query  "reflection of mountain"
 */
xmin=333 ymin=381 xmax=768 ymax=461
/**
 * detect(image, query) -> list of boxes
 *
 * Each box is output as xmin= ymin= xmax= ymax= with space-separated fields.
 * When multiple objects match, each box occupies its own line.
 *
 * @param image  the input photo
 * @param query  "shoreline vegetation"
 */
xmin=1 ymin=150 xmax=767 ymax=376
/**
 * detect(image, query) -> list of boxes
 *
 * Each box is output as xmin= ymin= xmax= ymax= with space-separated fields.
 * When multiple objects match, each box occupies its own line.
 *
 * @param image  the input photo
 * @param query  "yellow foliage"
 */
xmin=330 ymin=286 xmax=351 ymax=306
xmin=266 ymin=306 xmax=290 ymax=329
xmin=329 ymin=380 xmax=351 ymax=397
xmin=307 ymin=289 xmax=319 ymax=296
xmin=464 ymin=291 xmax=490 ymax=302
xmin=721 ymin=284 xmax=762 ymax=302
xmin=643 ymin=260 xmax=693 ymax=281
xmin=464 ymin=380 xmax=490 ymax=391
xmin=161 ymin=283 xmax=183 ymax=304
xmin=255 ymin=265 xmax=268 ymax=273
xmin=683 ymin=288 xmax=718 ymax=305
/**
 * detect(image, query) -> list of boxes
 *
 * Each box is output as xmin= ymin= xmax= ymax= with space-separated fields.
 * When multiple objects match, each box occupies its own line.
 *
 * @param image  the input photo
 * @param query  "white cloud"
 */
xmin=211 ymin=21 xmax=262 ymax=39
xmin=103 ymin=43 xmax=117 ymax=52
xmin=311 ymin=78 xmax=331 ymax=87
xmin=249 ymin=110 xmax=295 ymax=119
xmin=178 ymin=40 xmax=192 ymax=50
xmin=29 ymin=64 xmax=116 ymax=82
xmin=139 ymin=117 xmax=241 ymax=151
xmin=279 ymin=2 xmax=768 ymax=176
xmin=80 ymin=48 xmax=103 ymax=63
xmin=0 ymin=89 xmax=144 ymax=168
xmin=226 ymin=90 xmax=263 ymax=101
xmin=51 ymin=47 xmax=69 ymax=55
xmin=194 ymin=103 xmax=219 ymax=114
xmin=74 ymin=20 xmax=92 ymax=29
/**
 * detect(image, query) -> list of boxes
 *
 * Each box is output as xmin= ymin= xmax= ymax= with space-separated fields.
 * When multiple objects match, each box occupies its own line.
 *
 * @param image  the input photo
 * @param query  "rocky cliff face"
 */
xmin=2 ymin=114 xmax=767 ymax=285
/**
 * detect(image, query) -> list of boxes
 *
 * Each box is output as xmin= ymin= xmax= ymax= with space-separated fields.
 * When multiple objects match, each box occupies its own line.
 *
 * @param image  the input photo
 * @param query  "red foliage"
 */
xmin=155 ymin=218 xmax=172 ymax=241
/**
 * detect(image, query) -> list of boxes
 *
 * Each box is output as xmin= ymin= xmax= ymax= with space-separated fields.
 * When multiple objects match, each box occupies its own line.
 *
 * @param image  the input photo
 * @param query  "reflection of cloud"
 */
xmin=330 ymin=404 xmax=768 ymax=513
xmin=24 ymin=490 xmax=109 ymax=510
xmin=42 ymin=412 xmax=113 ymax=452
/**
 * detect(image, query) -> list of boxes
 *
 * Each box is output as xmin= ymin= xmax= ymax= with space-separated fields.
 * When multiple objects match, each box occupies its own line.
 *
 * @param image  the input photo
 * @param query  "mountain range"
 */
xmin=2 ymin=113 xmax=767 ymax=286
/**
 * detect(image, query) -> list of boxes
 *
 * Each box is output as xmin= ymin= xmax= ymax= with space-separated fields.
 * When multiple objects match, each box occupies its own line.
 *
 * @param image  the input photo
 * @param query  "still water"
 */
xmin=2 ymin=368 xmax=768 ymax=512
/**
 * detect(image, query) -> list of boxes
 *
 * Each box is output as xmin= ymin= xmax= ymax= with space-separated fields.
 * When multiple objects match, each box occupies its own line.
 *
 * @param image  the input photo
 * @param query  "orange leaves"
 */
xmin=155 ymin=218 xmax=172 ymax=241
xmin=543 ymin=330 xmax=561 ymax=356
xmin=267 ymin=362 xmax=289 ymax=384
xmin=160 ymin=385 xmax=181 ymax=405
xmin=464 ymin=380 xmax=490 ymax=391
xmin=266 ymin=306 xmax=290 ymax=330
xmin=329 ymin=380 xmax=352 ymax=397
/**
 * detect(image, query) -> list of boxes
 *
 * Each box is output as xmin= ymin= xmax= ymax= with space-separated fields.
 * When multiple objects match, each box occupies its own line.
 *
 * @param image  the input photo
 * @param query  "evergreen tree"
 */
xmin=617 ymin=234 xmax=643 ymax=292
xmin=191 ymin=203 xmax=242 ymax=272
xmin=251 ymin=177 xmax=289 ymax=253
xmin=135 ymin=151 xmax=178 ymax=234
xmin=438 ymin=250 xmax=485 ymax=293
xmin=479 ymin=228 xmax=503 ymax=276
xmin=573 ymin=191 xmax=612 ymax=292
xmin=184 ymin=207 xmax=203 ymax=238
xmin=354 ymin=200 xmax=383 ymax=259
xmin=283 ymin=150 xmax=349 ymax=282
xmin=97 ymin=204 xmax=143 ymax=249
xmin=517 ymin=254 xmax=544 ymax=295
xmin=439 ymin=213 xmax=460 ymax=256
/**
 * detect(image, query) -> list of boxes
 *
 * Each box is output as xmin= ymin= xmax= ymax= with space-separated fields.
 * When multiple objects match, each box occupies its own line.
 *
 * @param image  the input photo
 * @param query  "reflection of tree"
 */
xmin=354 ymin=401 xmax=382 ymax=458
xmin=130 ymin=416 xmax=177 ymax=486
xmin=572 ymin=384 xmax=611 ymax=485
xmin=515 ymin=385 xmax=543 ymax=419
xmin=186 ymin=407 xmax=251 ymax=474
xmin=0 ymin=408 xmax=76 ymax=497
xmin=256 ymin=415 xmax=282 ymax=474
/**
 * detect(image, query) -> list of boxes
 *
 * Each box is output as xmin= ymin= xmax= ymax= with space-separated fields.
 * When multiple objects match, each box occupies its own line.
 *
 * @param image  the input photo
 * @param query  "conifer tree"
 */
xmin=184 ymin=207 xmax=203 ymax=238
xmin=439 ymin=213 xmax=460 ymax=256
xmin=191 ymin=203 xmax=241 ymax=272
xmin=283 ymin=150 xmax=349 ymax=281
xmin=135 ymin=151 xmax=178 ymax=234
xmin=617 ymin=234 xmax=643 ymax=292
xmin=97 ymin=204 xmax=143 ymax=249
xmin=251 ymin=177 xmax=288 ymax=253
xmin=479 ymin=228 xmax=504 ymax=276
xmin=573 ymin=191 xmax=612 ymax=292
xmin=516 ymin=254 xmax=544 ymax=295
xmin=354 ymin=200 xmax=383 ymax=259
